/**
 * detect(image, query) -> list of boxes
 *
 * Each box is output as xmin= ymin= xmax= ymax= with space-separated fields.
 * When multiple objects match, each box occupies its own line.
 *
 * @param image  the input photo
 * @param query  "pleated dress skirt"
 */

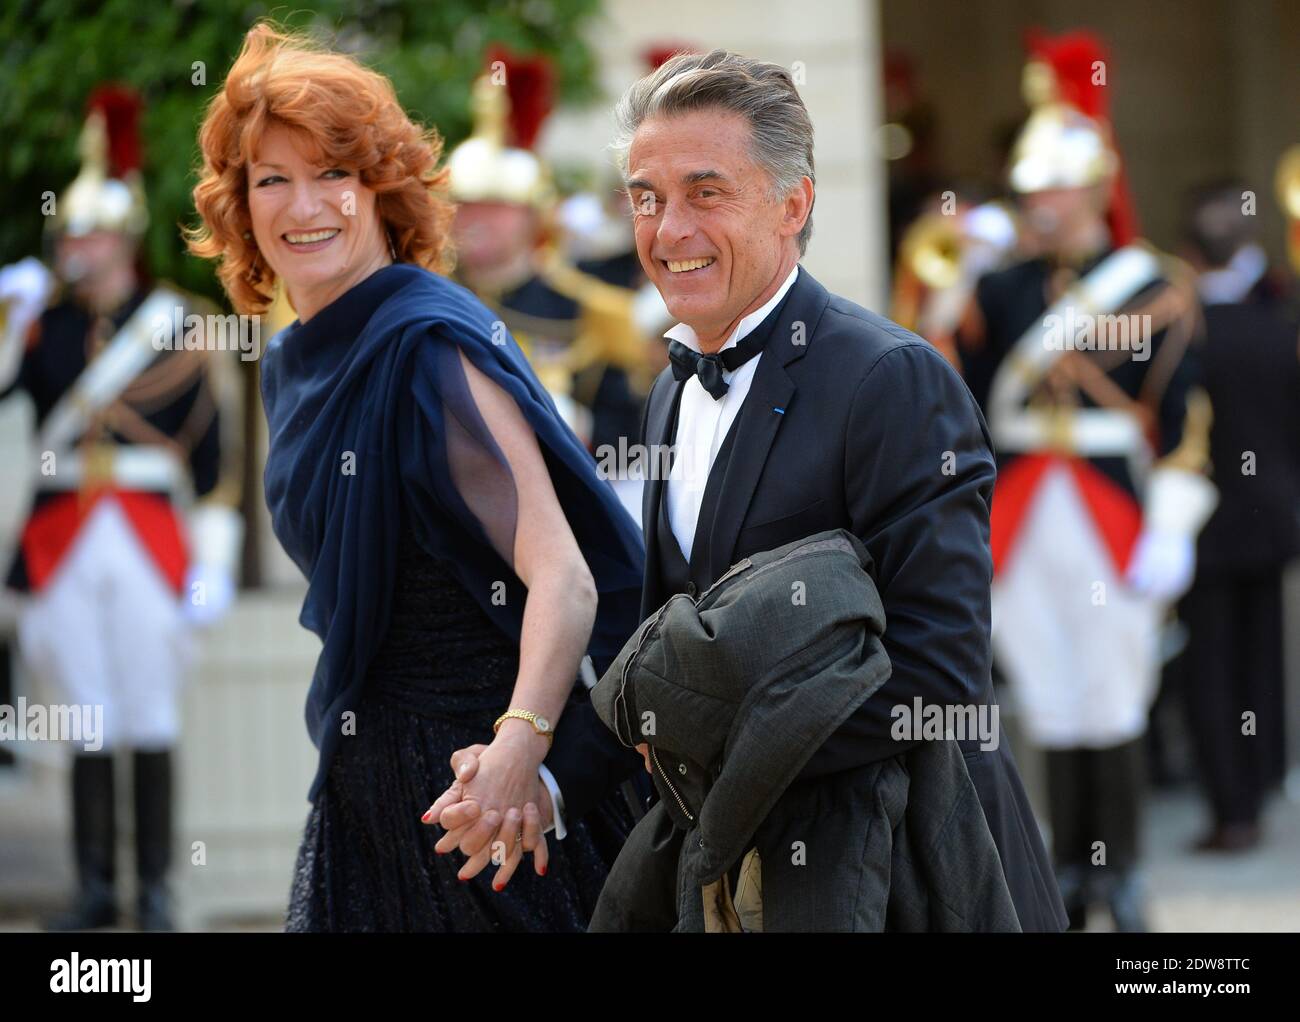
xmin=285 ymin=527 xmax=634 ymax=932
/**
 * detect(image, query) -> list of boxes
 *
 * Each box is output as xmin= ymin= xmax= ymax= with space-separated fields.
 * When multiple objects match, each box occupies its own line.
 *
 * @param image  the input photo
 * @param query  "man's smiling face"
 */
xmin=626 ymin=108 xmax=798 ymax=348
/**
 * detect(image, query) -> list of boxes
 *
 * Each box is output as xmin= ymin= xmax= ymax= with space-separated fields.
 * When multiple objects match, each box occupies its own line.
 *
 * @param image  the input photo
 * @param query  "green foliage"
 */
xmin=0 ymin=0 xmax=602 ymax=305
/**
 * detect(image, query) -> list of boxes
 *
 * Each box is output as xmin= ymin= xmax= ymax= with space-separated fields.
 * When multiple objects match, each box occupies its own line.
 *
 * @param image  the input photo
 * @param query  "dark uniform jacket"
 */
xmin=2 ymin=283 xmax=225 ymax=593
xmin=1195 ymin=275 xmax=1300 ymax=573
xmin=960 ymin=249 xmax=1202 ymax=502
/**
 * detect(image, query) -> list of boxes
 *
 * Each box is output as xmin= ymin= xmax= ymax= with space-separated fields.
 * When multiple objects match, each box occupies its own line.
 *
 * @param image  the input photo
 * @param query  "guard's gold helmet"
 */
xmin=1008 ymin=53 xmax=1117 ymax=195
xmin=51 ymin=86 xmax=148 ymax=238
xmin=447 ymin=51 xmax=555 ymax=210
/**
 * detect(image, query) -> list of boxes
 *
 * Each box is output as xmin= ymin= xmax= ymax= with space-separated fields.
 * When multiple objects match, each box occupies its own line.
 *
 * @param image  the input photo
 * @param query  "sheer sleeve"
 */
xmin=395 ymin=317 xmax=644 ymax=653
xmin=427 ymin=338 xmax=520 ymax=566
xmin=398 ymin=330 xmax=525 ymax=612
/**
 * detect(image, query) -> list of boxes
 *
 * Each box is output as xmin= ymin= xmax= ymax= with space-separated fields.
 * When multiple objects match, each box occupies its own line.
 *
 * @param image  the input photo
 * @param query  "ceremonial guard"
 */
xmin=952 ymin=33 xmax=1216 ymax=930
xmin=0 ymin=87 xmax=243 ymax=930
xmin=446 ymin=50 xmax=648 ymax=486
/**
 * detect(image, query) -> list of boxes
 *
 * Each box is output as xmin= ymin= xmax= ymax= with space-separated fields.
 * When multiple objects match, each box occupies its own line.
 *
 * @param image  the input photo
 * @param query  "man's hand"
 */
xmin=635 ymin=743 xmax=653 ymax=774
xmin=421 ymin=742 xmax=552 ymax=888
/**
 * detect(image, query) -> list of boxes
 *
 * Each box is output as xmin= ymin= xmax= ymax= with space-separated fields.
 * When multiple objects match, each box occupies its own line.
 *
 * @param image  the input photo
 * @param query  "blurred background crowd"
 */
xmin=0 ymin=0 xmax=1296 ymax=931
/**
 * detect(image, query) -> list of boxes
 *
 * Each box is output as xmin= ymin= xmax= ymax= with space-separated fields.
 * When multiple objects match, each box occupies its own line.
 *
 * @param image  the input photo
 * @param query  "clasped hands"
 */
xmin=421 ymin=718 xmax=553 ymax=890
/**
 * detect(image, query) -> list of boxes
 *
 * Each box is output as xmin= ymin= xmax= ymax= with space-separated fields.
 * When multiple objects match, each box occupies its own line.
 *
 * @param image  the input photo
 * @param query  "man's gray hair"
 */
xmin=612 ymin=49 xmax=815 ymax=255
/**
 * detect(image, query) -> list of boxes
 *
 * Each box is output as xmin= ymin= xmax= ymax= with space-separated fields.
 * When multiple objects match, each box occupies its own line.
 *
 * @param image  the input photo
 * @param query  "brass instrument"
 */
xmin=1276 ymin=145 xmax=1300 ymax=274
xmin=892 ymin=201 xmax=1019 ymax=338
xmin=900 ymin=212 xmax=965 ymax=292
xmin=536 ymin=248 xmax=649 ymax=381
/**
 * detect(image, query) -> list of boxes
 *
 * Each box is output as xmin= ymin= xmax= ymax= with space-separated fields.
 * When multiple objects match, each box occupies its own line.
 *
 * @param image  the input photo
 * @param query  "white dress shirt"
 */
xmin=665 ymin=265 xmax=800 ymax=561
xmin=541 ymin=265 xmax=799 ymax=840
xmin=538 ymin=763 xmax=566 ymax=839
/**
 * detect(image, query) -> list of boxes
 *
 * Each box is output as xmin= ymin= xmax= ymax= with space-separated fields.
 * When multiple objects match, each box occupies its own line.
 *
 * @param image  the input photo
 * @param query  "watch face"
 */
xmin=535 ymin=716 xmax=550 ymax=733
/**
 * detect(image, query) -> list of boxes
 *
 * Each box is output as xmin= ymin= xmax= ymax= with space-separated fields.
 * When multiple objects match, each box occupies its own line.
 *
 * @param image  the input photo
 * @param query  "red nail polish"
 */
xmin=421 ymin=809 xmax=433 ymax=823
xmin=539 ymin=865 xmax=547 ymax=876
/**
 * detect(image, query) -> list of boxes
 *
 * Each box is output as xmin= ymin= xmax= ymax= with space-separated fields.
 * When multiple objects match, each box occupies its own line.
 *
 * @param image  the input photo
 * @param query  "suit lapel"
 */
xmin=702 ymin=355 xmax=795 ymax=584
xmin=704 ymin=267 xmax=831 ymax=583
xmin=640 ymin=369 xmax=683 ymax=619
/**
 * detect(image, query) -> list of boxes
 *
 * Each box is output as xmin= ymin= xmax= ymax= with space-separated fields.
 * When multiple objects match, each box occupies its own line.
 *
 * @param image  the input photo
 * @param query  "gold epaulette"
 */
xmin=535 ymin=248 xmax=651 ymax=388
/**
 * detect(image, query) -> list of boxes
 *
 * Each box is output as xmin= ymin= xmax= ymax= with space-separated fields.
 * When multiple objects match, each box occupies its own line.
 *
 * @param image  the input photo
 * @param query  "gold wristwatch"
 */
xmin=493 ymin=708 xmax=554 ymax=747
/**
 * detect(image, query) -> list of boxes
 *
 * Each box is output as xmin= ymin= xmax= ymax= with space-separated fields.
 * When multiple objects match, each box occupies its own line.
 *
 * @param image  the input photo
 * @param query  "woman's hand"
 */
xmin=424 ymin=722 xmax=552 ymax=886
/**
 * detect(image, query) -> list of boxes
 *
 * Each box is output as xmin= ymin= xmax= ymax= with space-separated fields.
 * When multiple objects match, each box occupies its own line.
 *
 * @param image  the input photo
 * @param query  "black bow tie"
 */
xmin=667 ymin=329 xmax=768 ymax=400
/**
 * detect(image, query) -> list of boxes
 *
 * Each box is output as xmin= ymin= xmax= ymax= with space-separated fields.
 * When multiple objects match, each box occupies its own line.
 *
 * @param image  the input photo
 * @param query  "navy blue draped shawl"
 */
xmin=260 ymin=263 xmax=645 ymax=802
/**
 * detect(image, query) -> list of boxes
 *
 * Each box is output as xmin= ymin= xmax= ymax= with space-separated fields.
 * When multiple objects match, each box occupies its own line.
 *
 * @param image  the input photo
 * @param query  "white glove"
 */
xmin=1125 ymin=465 xmax=1217 ymax=601
xmin=182 ymin=563 xmax=236 ymax=626
xmin=0 ymin=257 xmax=55 ymax=390
xmin=0 ymin=257 xmax=55 ymax=323
xmin=183 ymin=503 xmax=243 ymax=625
xmin=1125 ymin=528 xmax=1195 ymax=601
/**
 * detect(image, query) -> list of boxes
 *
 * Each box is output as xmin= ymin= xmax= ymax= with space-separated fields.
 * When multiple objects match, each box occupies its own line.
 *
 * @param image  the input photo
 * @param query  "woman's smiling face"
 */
xmin=247 ymin=121 xmax=390 ymax=319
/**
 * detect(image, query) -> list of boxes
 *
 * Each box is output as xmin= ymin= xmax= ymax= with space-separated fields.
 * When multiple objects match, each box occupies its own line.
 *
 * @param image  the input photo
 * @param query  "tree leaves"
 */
xmin=0 ymin=0 xmax=600 ymax=306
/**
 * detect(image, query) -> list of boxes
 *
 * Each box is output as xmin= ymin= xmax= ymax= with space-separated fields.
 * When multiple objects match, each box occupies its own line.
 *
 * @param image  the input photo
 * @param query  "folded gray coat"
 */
xmin=588 ymin=528 xmax=1021 ymax=932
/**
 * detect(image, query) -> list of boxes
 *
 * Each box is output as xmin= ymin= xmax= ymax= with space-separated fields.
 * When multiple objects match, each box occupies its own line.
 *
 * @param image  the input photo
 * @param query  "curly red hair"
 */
xmin=187 ymin=23 xmax=454 ymax=314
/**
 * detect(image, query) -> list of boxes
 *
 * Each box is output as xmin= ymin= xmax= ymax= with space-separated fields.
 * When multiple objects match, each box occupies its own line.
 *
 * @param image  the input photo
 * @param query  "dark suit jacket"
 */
xmin=1195 ymin=277 xmax=1300 ymax=573
xmin=548 ymin=266 xmax=1067 ymax=931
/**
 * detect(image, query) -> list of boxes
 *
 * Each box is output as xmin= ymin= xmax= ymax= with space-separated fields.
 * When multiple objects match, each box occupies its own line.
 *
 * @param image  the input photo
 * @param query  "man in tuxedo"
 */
xmin=430 ymin=49 xmax=1066 ymax=932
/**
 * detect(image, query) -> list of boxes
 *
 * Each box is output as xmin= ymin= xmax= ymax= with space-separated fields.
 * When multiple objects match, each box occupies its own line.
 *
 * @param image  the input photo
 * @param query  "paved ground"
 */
xmin=2 ymin=781 xmax=1296 ymax=933
xmin=1098 ymin=782 xmax=1300 ymax=932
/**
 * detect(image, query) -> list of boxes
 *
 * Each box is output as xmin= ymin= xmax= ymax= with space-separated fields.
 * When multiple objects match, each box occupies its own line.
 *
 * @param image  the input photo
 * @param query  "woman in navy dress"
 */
xmin=188 ymin=24 xmax=645 ymax=931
